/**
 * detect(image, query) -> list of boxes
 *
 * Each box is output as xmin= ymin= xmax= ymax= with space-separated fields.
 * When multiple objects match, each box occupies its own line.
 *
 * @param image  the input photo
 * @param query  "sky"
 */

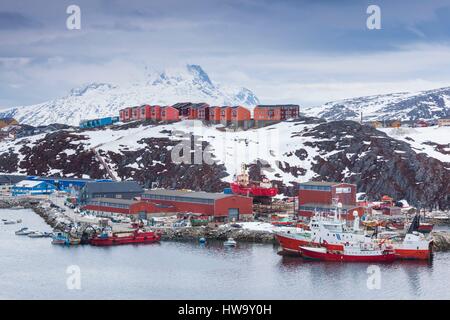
xmin=1 ymin=0 xmax=450 ymax=108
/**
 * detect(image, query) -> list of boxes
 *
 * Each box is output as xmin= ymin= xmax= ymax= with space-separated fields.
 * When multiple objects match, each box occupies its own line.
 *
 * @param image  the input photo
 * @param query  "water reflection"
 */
xmin=1 ymin=208 xmax=449 ymax=299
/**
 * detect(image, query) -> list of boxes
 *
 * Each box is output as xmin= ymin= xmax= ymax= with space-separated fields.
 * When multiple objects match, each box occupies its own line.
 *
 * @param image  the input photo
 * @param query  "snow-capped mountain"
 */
xmin=0 ymin=64 xmax=259 ymax=126
xmin=306 ymin=87 xmax=450 ymax=121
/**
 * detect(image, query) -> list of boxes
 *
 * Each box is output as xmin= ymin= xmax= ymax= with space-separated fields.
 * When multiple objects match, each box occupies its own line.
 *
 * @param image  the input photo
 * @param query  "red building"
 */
xmin=415 ymin=120 xmax=429 ymax=127
xmin=231 ymin=106 xmax=252 ymax=129
xmin=131 ymin=106 xmax=141 ymax=121
xmin=231 ymin=106 xmax=251 ymax=121
xmin=119 ymin=107 xmax=133 ymax=122
xmin=172 ymin=102 xmax=193 ymax=119
xmin=82 ymin=198 xmax=175 ymax=219
xmin=197 ymin=103 xmax=210 ymax=121
xmin=150 ymin=105 xmax=162 ymax=121
xmin=298 ymin=181 xmax=367 ymax=220
xmin=208 ymin=106 xmax=221 ymax=123
xmin=161 ymin=106 xmax=180 ymax=122
xmin=141 ymin=189 xmax=253 ymax=221
xmin=139 ymin=105 xmax=152 ymax=120
xmin=220 ymin=106 xmax=232 ymax=124
xmin=254 ymin=105 xmax=300 ymax=127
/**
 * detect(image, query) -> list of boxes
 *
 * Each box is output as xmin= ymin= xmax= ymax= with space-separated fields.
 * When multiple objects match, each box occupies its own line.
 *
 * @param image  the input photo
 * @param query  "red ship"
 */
xmin=299 ymin=244 xmax=397 ymax=263
xmin=90 ymin=229 xmax=161 ymax=246
xmin=230 ymin=164 xmax=278 ymax=202
xmin=418 ymin=223 xmax=434 ymax=233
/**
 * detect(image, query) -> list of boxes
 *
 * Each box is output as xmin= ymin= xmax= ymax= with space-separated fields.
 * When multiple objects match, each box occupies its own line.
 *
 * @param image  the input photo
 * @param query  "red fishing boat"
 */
xmin=418 ymin=223 xmax=434 ymax=233
xmin=299 ymin=243 xmax=397 ymax=263
xmin=90 ymin=229 xmax=161 ymax=246
xmin=230 ymin=164 xmax=278 ymax=199
xmin=276 ymin=213 xmax=433 ymax=260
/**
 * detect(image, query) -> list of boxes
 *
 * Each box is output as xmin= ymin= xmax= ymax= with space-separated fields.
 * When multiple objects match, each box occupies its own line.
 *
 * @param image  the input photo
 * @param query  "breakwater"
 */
xmin=430 ymin=231 xmax=450 ymax=252
xmin=157 ymin=226 xmax=275 ymax=243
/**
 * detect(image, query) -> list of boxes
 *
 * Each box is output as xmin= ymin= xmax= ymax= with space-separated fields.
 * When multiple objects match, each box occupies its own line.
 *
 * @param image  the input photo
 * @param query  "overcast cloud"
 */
xmin=1 ymin=0 xmax=450 ymax=108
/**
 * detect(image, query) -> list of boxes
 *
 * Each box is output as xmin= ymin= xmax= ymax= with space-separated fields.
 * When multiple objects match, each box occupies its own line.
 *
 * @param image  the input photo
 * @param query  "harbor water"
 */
xmin=1 ymin=208 xmax=450 ymax=300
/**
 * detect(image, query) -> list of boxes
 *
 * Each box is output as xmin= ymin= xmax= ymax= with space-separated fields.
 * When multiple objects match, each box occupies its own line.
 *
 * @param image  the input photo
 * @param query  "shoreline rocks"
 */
xmin=431 ymin=231 xmax=450 ymax=252
xmin=157 ymin=225 xmax=276 ymax=244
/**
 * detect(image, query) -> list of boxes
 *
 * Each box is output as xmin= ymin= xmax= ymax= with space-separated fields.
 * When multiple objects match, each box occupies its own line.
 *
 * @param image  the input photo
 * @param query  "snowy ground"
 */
xmin=60 ymin=119 xmax=323 ymax=185
xmin=380 ymin=126 xmax=450 ymax=163
xmin=1 ymin=120 xmax=448 ymax=185
xmin=220 ymin=221 xmax=295 ymax=233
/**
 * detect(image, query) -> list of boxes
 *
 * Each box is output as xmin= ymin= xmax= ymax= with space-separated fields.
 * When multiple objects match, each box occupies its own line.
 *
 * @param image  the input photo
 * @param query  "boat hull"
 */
xmin=418 ymin=224 xmax=434 ymax=233
xmin=299 ymin=246 xmax=397 ymax=263
xmin=275 ymin=232 xmax=343 ymax=255
xmin=230 ymin=182 xmax=278 ymax=197
xmin=90 ymin=232 xmax=161 ymax=246
xmin=394 ymin=248 xmax=431 ymax=260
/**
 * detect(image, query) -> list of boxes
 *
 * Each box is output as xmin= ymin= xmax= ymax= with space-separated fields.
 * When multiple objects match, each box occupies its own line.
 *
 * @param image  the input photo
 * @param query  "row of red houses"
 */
xmin=119 ymin=103 xmax=300 ymax=127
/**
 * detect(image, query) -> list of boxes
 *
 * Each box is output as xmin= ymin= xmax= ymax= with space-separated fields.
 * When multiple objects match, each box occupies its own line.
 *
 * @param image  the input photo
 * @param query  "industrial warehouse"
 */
xmin=298 ymin=181 xmax=370 ymax=220
xmin=141 ymin=189 xmax=253 ymax=221
xmin=81 ymin=189 xmax=253 ymax=222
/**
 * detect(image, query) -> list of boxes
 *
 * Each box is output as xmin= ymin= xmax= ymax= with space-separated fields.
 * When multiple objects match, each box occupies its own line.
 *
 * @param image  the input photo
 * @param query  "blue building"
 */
xmin=79 ymin=116 xmax=119 ymax=129
xmin=12 ymin=180 xmax=57 ymax=196
xmin=27 ymin=176 xmax=112 ymax=193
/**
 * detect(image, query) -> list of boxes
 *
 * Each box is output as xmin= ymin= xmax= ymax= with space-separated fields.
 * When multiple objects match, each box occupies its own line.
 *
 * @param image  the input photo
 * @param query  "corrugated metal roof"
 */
xmin=143 ymin=189 xmax=231 ymax=200
xmin=83 ymin=181 xmax=143 ymax=193
xmin=256 ymin=104 xmax=299 ymax=108
xmin=0 ymin=175 xmax=28 ymax=185
xmin=87 ymin=197 xmax=137 ymax=205
xmin=15 ymin=180 xmax=47 ymax=188
xmin=299 ymin=181 xmax=339 ymax=186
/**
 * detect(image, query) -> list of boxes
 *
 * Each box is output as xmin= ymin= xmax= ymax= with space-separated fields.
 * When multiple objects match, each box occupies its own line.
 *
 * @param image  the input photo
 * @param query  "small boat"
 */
xmin=299 ymin=242 xmax=396 ymax=263
xmin=191 ymin=216 xmax=209 ymax=227
xmin=199 ymin=237 xmax=206 ymax=244
xmin=432 ymin=214 xmax=450 ymax=223
xmin=51 ymin=232 xmax=80 ymax=245
xmin=15 ymin=227 xmax=32 ymax=235
xmin=52 ymin=232 xmax=69 ymax=245
xmin=16 ymin=228 xmax=37 ymax=236
xmin=11 ymin=206 xmax=25 ymax=210
xmin=271 ymin=215 xmax=295 ymax=227
xmin=224 ymin=238 xmax=237 ymax=247
xmin=28 ymin=232 xmax=45 ymax=238
xmin=69 ymin=238 xmax=81 ymax=245
xmin=3 ymin=220 xmax=16 ymax=225
xmin=90 ymin=229 xmax=161 ymax=246
xmin=418 ymin=223 xmax=434 ymax=233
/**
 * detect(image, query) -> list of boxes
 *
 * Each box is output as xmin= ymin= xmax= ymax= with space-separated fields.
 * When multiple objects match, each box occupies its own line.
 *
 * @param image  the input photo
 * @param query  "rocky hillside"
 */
xmin=306 ymin=86 xmax=450 ymax=121
xmin=0 ymin=119 xmax=448 ymax=209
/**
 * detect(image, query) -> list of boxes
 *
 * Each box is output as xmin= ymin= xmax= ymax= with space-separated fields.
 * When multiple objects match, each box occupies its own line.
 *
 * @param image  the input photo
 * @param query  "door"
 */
xmin=228 ymin=208 xmax=239 ymax=222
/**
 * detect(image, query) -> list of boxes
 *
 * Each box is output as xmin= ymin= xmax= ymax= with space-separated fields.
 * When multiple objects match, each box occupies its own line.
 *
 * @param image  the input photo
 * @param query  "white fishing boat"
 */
xmin=15 ymin=228 xmax=36 ymax=235
xmin=224 ymin=238 xmax=237 ymax=247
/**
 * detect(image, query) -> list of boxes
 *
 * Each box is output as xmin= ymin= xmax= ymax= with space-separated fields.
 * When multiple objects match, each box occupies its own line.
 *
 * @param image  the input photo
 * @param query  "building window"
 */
xmin=299 ymin=185 xmax=332 ymax=191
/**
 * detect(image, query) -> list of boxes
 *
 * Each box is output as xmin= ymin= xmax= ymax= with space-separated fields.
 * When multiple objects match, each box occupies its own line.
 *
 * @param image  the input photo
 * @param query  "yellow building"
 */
xmin=0 ymin=118 xmax=19 ymax=129
xmin=371 ymin=121 xmax=382 ymax=128
xmin=390 ymin=120 xmax=401 ymax=128
xmin=438 ymin=119 xmax=450 ymax=127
